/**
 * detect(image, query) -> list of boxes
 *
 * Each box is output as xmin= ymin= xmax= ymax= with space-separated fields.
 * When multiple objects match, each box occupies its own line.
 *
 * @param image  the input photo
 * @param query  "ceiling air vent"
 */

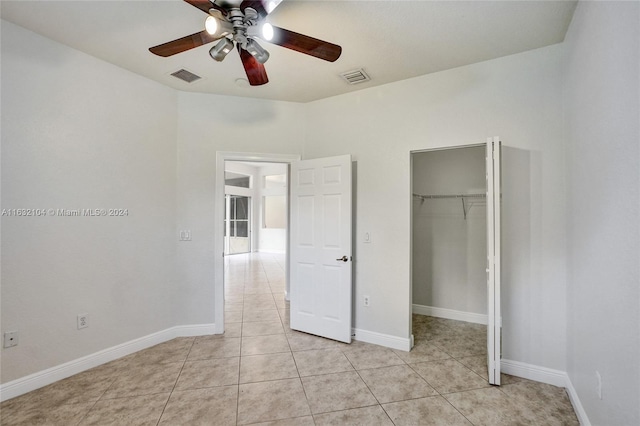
xmin=340 ymin=68 xmax=370 ymax=85
xmin=170 ymin=69 xmax=201 ymax=83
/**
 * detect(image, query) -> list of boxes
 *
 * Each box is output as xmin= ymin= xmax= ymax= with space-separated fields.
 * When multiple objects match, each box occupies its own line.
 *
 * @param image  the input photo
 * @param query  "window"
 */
xmin=225 ymin=172 xmax=251 ymax=188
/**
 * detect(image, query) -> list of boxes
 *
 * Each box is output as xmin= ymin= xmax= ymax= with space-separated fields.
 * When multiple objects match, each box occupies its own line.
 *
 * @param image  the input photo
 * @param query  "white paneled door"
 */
xmin=290 ymin=155 xmax=352 ymax=343
xmin=486 ymin=136 xmax=502 ymax=385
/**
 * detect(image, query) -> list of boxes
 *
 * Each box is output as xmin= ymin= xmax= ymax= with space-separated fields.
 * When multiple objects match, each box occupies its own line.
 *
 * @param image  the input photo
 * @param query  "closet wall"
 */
xmin=412 ymin=146 xmax=487 ymax=319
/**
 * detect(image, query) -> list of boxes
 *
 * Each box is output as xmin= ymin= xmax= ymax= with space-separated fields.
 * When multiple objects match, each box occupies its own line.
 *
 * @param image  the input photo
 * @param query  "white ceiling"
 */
xmin=0 ymin=0 xmax=577 ymax=103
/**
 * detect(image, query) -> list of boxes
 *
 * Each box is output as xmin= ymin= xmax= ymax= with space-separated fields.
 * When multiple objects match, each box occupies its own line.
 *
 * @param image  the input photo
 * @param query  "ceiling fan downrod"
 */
xmin=213 ymin=7 xmax=269 ymax=64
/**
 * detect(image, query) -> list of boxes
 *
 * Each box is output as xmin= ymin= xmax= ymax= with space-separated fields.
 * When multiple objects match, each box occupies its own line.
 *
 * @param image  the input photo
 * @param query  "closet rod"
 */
xmin=413 ymin=193 xmax=486 ymax=220
xmin=412 ymin=193 xmax=486 ymax=200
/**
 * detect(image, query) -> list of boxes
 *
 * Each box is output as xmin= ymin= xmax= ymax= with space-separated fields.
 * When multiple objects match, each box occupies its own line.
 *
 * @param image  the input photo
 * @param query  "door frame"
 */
xmin=214 ymin=152 xmax=301 ymax=334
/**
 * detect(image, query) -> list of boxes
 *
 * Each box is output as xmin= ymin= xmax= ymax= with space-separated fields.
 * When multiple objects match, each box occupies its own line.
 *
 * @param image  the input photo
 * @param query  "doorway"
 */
xmin=410 ymin=140 xmax=501 ymax=384
xmin=215 ymin=152 xmax=354 ymax=345
xmin=411 ymin=145 xmax=487 ymax=328
xmin=214 ymin=153 xmax=300 ymax=335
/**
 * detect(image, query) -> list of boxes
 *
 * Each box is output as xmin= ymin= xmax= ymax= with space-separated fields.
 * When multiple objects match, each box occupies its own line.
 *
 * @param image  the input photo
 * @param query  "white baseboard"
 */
xmin=563 ymin=374 xmax=592 ymax=426
xmin=171 ymin=323 xmax=217 ymax=337
xmin=0 ymin=323 xmax=216 ymax=402
xmin=413 ymin=304 xmax=487 ymax=325
xmin=501 ymin=358 xmax=567 ymax=387
xmin=351 ymin=328 xmax=411 ymax=351
xmin=501 ymin=359 xmax=591 ymax=426
xmin=257 ymin=249 xmax=286 ymax=254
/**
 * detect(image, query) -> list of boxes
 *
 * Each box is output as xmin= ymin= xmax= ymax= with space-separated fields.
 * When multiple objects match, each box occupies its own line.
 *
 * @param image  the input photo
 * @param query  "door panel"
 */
xmin=486 ymin=137 xmax=502 ymax=385
xmin=297 ymin=196 xmax=315 ymax=245
xmin=323 ymin=195 xmax=341 ymax=246
xmin=290 ymin=155 xmax=352 ymax=343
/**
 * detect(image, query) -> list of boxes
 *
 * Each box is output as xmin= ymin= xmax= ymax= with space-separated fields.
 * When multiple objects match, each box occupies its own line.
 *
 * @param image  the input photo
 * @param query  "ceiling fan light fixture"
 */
xmin=205 ymin=15 xmax=232 ymax=38
xmin=261 ymin=23 xmax=274 ymax=41
xmin=209 ymin=37 xmax=234 ymax=61
xmin=205 ymin=16 xmax=219 ymax=35
xmin=246 ymin=39 xmax=270 ymax=64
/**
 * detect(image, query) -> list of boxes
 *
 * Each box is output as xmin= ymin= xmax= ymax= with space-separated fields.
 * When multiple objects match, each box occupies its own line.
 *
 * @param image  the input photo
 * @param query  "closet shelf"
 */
xmin=412 ymin=193 xmax=486 ymax=200
xmin=412 ymin=193 xmax=486 ymax=220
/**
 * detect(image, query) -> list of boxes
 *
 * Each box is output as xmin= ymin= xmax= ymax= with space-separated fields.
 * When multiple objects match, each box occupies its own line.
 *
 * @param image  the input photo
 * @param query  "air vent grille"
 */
xmin=170 ymin=69 xmax=201 ymax=83
xmin=340 ymin=68 xmax=371 ymax=85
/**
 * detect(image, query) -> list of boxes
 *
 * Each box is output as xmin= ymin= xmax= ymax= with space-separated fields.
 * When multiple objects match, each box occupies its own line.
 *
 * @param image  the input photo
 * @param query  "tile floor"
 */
xmin=1 ymin=253 xmax=579 ymax=425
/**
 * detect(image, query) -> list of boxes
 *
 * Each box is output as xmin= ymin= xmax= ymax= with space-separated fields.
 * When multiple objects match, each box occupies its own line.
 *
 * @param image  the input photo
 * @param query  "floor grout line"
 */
xmin=154 ymin=338 xmax=197 ymax=426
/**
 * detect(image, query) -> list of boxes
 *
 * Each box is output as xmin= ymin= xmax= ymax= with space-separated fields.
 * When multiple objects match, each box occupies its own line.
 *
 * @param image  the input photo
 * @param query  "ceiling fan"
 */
xmin=149 ymin=0 xmax=342 ymax=86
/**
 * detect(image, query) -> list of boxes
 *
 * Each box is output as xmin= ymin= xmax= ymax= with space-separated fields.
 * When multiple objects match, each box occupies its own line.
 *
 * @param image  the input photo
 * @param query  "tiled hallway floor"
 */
xmin=1 ymin=253 xmax=579 ymax=425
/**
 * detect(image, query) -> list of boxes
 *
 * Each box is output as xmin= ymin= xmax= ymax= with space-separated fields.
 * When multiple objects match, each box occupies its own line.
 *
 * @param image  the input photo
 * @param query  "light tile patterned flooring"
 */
xmin=1 ymin=252 xmax=579 ymax=425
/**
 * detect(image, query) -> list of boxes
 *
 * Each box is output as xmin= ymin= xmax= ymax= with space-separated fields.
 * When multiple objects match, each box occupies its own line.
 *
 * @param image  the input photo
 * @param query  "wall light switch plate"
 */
xmin=364 ymin=232 xmax=372 ymax=243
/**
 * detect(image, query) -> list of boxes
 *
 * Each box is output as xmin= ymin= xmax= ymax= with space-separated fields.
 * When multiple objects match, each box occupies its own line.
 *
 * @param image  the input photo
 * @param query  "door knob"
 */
xmin=336 ymin=256 xmax=348 ymax=262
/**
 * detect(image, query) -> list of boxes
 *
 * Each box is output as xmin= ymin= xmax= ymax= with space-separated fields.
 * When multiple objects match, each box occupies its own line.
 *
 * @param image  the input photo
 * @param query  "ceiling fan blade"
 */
xmin=184 ymin=0 xmax=225 ymax=15
xmin=149 ymin=30 xmax=220 ymax=57
xmin=269 ymin=26 xmax=342 ymax=62
xmin=238 ymin=46 xmax=269 ymax=86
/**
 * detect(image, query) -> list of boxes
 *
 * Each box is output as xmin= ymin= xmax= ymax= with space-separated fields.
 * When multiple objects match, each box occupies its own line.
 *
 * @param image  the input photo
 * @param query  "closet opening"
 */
xmin=410 ymin=143 xmax=500 ymax=382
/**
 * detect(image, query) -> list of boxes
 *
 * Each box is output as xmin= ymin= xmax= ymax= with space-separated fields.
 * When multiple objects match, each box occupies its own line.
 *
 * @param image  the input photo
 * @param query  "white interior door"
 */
xmin=290 ymin=155 xmax=352 ymax=343
xmin=486 ymin=136 xmax=502 ymax=385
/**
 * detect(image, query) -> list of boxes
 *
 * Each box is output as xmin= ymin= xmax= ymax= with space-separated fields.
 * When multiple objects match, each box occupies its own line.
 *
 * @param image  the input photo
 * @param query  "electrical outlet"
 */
xmin=77 ymin=314 xmax=89 ymax=330
xmin=363 ymin=295 xmax=370 ymax=307
xmin=3 ymin=331 xmax=18 ymax=348
xmin=596 ymin=371 xmax=602 ymax=400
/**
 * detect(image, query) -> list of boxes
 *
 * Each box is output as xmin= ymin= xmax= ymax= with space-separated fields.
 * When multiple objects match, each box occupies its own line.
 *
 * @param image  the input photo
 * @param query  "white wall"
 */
xmin=258 ymin=163 xmax=288 ymax=253
xmin=1 ymin=21 xmax=178 ymax=383
xmin=412 ymin=147 xmax=486 ymax=315
xmin=563 ymin=2 xmax=640 ymax=424
xmin=305 ymin=44 xmax=568 ymax=370
xmin=175 ymin=92 xmax=305 ymax=326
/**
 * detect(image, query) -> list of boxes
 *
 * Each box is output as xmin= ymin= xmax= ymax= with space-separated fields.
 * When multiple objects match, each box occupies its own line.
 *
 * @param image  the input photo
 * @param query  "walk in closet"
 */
xmin=411 ymin=146 xmax=488 ymax=338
